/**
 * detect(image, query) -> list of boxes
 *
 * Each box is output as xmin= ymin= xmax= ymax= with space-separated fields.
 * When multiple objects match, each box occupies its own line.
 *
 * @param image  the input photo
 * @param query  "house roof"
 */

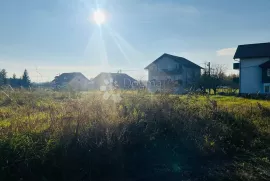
xmin=53 ymin=72 xmax=89 ymax=83
xmin=259 ymin=61 xmax=270 ymax=68
xmin=93 ymin=72 xmax=137 ymax=88
xmin=144 ymin=53 xmax=203 ymax=69
xmin=234 ymin=42 xmax=270 ymax=59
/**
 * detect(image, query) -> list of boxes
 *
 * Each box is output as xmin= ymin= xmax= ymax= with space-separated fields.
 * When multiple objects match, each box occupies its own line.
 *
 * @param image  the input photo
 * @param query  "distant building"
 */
xmin=7 ymin=78 xmax=21 ymax=88
xmin=91 ymin=72 xmax=138 ymax=90
xmin=52 ymin=72 xmax=90 ymax=91
xmin=233 ymin=42 xmax=270 ymax=94
xmin=144 ymin=53 xmax=202 ymax=93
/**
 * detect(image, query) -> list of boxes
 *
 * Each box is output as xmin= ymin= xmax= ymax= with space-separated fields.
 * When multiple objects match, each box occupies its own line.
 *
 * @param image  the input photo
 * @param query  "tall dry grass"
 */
xmin=0 ymin=90 xmax=270 ymax=180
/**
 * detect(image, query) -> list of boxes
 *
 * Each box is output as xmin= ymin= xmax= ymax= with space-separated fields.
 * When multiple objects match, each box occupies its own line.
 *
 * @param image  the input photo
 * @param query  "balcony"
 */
xmin=150 ymin=68 xmax=183 ymax=76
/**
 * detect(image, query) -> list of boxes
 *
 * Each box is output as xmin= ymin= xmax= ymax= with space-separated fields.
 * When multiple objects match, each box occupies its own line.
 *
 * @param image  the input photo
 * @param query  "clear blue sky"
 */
xmin=1 ymin=0 xmax=270 ymax=81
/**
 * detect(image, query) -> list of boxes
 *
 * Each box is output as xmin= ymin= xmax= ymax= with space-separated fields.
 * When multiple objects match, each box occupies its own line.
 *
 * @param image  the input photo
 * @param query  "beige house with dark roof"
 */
xmin=145 ymin=53 xmax=202 ymax=93
xmin=52 ymin=72 xmax=90 ymax=91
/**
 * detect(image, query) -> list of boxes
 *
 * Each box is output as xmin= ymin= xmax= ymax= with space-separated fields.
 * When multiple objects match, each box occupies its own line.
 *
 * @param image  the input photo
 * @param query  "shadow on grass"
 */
xmin=1 ymin=112 xmax=269 ymax=181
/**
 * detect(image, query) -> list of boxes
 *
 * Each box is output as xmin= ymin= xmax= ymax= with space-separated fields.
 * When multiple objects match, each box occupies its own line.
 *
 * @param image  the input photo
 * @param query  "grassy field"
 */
xmin=0 ymin=90 xmax=270 ymax=181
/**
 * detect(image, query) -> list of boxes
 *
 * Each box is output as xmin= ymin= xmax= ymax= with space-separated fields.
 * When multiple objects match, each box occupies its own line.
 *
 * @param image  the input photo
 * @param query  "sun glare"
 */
xmin=93 ymin=10 xmax=106 ymax=25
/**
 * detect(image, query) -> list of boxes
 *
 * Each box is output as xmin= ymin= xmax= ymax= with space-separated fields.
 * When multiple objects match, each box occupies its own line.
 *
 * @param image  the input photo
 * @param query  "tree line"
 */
xmin=198 ymin=65 xmax=239 ymax=95
xmin=0 ymin=69 xmax=31 ymax=88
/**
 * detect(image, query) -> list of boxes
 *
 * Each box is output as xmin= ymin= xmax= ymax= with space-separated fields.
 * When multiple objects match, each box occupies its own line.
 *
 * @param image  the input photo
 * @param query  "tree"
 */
xmin=12 ymin=73 xmax=16 ymax=79
xmin=10 ymin=73 xmax=20 ymax=88
xmin=198 ymin=71 xmax=211 ymax=93
xmin=199 ymin=64 xmax=227 ymax=95
xmin=210 ymin=65 xmax=226 ymax=95
xmin=21 ymin=69 xmax=31 ymax=87
xmin=0 ymin=69 xmax=7 ymax=86
xmin=223 ymin=74 xmax=239 ymax=93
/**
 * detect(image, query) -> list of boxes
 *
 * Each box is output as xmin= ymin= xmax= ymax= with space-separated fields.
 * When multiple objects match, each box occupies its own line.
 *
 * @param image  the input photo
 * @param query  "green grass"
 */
xmin=0 ymin=90 xmax=270 ymax=181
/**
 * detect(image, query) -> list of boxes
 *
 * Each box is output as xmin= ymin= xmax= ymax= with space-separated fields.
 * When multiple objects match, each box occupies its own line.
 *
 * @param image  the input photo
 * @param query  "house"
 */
xmin=144 ymin=53 xmax=202 ymax=93
xmin=7 ymin=78 xmax=21 ymax=88
xmin=233 ymin=42 xmax=270 ymax=94
xmin=52 ymin=72 xmax=90 ymax=91
xmin=91 ymin=72 xmax=138 ymax=90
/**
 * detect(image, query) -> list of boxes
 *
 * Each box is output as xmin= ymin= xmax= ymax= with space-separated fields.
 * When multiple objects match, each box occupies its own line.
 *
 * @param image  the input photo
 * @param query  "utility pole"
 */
xmin=207 ymin=62 xmax=211 ymax=94
xmin=207 ymin=62 xmax=211 ymax=76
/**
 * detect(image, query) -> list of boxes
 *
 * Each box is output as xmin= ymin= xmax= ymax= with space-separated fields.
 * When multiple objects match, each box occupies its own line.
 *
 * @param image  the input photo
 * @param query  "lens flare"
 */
xmin=93 ymin=10 xmax=106 ymax=25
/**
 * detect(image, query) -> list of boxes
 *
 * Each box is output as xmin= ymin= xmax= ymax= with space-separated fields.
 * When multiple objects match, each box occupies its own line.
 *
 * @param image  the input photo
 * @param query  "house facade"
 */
xmin=145 ymin=53 xmax=202 ymax=93
xmin=233 ymin=42 xmax=270 ymax=94
xmin=90 ymin=72 xmax=139 ymax=90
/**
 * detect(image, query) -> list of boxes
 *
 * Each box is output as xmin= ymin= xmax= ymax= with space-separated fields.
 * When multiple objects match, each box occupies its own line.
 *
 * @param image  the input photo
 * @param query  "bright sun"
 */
xmin=93 ymin=10 xmax=106 ymax=25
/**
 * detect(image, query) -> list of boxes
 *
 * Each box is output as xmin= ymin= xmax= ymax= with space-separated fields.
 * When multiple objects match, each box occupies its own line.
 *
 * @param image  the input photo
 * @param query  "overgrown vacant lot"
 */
xmin=0 ymin=90 xmax=270 ymax=181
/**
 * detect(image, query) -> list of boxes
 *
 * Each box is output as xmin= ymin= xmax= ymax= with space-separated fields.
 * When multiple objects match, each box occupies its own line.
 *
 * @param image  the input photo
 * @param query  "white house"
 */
xmin=90 ymin=72 xmax=138 ymax=90
xmin=145 ymin=53 xmax=202 ymax=93
xmin=234 ymin=42 xmax=270 ymax=94
xmin=52 ymin=72 xmax=90 ymax=91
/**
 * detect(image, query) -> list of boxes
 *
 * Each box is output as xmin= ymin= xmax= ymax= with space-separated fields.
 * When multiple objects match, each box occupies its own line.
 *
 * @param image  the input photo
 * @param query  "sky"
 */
xmin=1 ymin=0 xmax=270 ymax=82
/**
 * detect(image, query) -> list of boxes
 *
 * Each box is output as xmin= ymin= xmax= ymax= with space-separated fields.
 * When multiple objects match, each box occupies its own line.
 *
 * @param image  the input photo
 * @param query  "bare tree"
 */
xmin=211 ymin=65 xmax=227 ymax=95
xmin=223 ymin=74 xmax=239 ymax=94
xmin=199 ymin=64 xmax=227 ymax=95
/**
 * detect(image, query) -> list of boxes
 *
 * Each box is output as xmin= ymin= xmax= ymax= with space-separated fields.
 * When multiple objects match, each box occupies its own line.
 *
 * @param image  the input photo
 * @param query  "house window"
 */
xmin=175 ymin=64 xmax=181 ymax=69
xmin=265 ymin=85 xmax=270 ymax=93
xmin=169 ymin=65 xmax=174 ymax=71
xmin=267 ymin=69 xmax=270 ymax=77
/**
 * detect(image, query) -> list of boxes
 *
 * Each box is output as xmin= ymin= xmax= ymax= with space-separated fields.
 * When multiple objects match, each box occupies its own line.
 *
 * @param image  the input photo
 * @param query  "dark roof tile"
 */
xmin=93 ymin=73 xmax=137 ymax=88
xmin=53 ymin=72 xmax=89 ymax=83
xmin=259 ymin=60 xmax=270 ymax=68
xmin=234 ymin=42 xmax=270 ymax=59
xmin=145 ymin=53 xmax=202 ymax=69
